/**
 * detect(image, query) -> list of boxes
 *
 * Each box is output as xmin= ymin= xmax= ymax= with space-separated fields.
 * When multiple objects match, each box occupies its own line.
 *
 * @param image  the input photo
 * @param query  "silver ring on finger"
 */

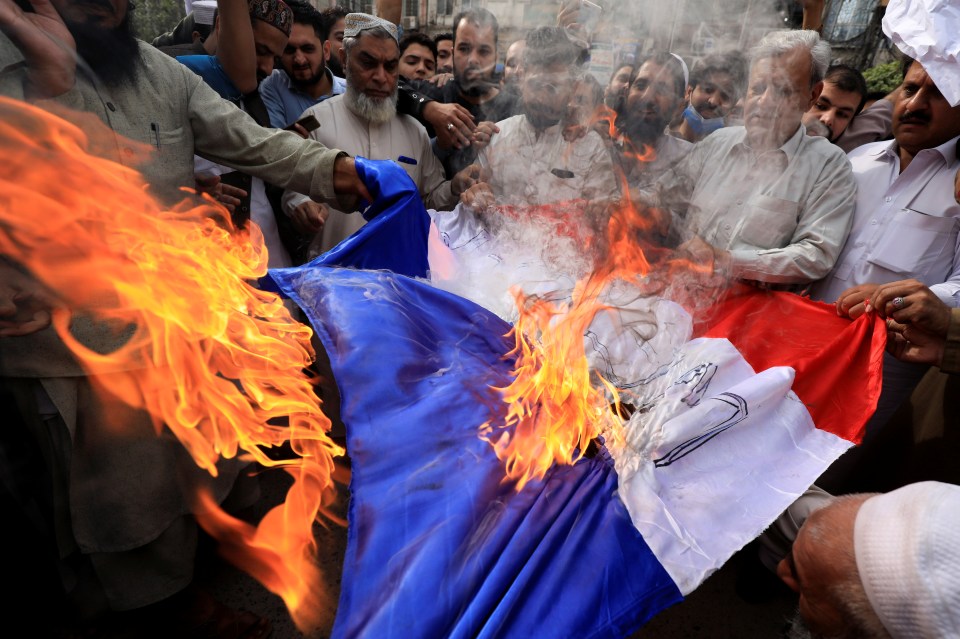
xmin=447 ymin=123 xmax=455 ymax=131
xmin=892 ymin=296 xmax=904 ymax=309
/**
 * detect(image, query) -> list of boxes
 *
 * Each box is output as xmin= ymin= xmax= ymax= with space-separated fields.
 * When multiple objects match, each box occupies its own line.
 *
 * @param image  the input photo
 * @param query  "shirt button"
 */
xmin=884 ymin=196 xmax=892 ymax=202
xmin=736 ymin=199 xmax=743 ymax=205
xmin=106 ymin=102 xmax=116 ymax=112
xmin=871 ymin=220 xmax=878 ymax=225
xmin=855 ymin=241 xmax=864 ymax=247
xmin=724 ymin=224 xmax=732 ymax=230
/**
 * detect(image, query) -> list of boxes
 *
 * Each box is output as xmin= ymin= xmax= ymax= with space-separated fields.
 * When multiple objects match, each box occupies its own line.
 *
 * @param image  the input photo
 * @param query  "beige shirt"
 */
xmin=480 ymin=115 xmax=620 ymax=206
xmin=0 ymin=40 xmax=346 ymax=376
xmin=284 ymin=94 xmax=456 ymax=257
xmin=654 ymin=125 xmax=857 ymax=285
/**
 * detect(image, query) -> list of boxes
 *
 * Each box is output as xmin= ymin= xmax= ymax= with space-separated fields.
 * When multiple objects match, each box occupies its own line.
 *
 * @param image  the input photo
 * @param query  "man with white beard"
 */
xmin=283 ymin=13 xmax=470 ymax=257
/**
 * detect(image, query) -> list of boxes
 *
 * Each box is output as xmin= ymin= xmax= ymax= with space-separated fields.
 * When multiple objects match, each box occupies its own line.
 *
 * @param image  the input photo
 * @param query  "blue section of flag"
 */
xmin=266 ymin=276 xmax=682 ymax=638
xmin=265 ymin=158 xmax=683 ymax=638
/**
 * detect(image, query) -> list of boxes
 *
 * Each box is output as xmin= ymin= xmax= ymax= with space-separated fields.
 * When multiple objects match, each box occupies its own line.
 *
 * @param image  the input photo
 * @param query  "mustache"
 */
xmin=77 ymin=0 xmax=115 ymax=11
xmin=900 ymin=110 xmax=931 ymax=124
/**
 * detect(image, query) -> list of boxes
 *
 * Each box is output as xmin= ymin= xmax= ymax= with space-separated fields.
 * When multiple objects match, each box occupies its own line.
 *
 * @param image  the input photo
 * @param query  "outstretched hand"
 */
xmin=0 ymin=0 xmax=76 ymax=99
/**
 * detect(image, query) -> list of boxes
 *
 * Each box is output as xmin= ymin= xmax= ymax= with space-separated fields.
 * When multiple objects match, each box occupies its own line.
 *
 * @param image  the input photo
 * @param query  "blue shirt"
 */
xmin=259 ymin=68 xmax=347 ymax=129
xmin=176 ymin=55 xmax=241 ymax=102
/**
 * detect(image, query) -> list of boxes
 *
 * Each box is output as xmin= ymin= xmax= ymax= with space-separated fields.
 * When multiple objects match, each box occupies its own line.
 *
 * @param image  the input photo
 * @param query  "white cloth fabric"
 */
xmin=479 ymin=115 xmax=620 ymax=207
xmin=427 ymin=205 xmax=853 ymax=597
xmin=809 ymin=135 xmax=960 ymax=306
xmin=284 ymin=94 xmax=456 ymax=257
xmin=653 ymin=125 xmax=857 ymax=285
xmin=882 ymin=0 xmax=960 ymax=107
xmin=854 ymin=481 xmax=960 ymax=639
xmin=619 ymin=132 xmax=693 ymax=192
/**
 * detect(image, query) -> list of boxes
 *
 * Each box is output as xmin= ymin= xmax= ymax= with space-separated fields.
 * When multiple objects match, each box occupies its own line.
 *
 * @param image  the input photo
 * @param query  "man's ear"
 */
xmin=807 ymin=80 xmax=824 ymax=110
xmin=684 ymin=84 xmax=693 ymax=102
xmin=323 ymin=40 xmax=331 ymax=62
xmin=339 ymin=46 xmax=347 ymax=69
xmin=191 ymin=29 xmax=203 ymax=43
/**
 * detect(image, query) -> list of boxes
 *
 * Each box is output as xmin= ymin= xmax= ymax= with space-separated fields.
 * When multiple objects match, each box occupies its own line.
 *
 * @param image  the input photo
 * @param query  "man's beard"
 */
xmin=66 ymin=12 xmax=142 ymax=86
xmin=343 ymin=85 xmax=397 ymax=125
xmin=327 ymin=56 xmax=344 ymax=78
xmin=457 ymin=68 xmax=494 ymax=98
xmin=289 ymin=66 xmax=326 ymax=90
xmin=614 ymin=97 xmax=666 ymax=146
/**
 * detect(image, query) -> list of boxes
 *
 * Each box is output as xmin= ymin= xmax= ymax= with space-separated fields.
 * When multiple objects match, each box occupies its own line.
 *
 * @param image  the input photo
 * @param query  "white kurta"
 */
xmin=284 ymin=94 xmax=456 ymax=257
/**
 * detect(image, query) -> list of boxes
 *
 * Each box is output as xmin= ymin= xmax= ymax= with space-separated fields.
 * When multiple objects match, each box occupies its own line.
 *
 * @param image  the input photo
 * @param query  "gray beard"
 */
xmin=343 ymin=85 xmax=397 ymax=124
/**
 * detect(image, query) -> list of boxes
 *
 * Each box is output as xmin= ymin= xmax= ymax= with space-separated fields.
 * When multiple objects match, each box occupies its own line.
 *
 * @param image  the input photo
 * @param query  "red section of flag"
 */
xmin=693 ymin=284 xmax=886 ymax=444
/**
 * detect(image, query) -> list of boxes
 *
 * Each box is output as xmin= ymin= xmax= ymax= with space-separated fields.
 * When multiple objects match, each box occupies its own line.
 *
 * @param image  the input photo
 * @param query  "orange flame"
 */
xmin=481 ymin=108 xmax=729 ymax=489
xmin=0 ymin=97 xmax=340 ymax=630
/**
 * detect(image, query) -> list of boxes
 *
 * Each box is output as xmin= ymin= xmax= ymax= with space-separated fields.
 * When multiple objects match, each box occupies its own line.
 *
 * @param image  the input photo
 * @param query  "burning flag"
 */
xmin=0 ymin=97 xmax=342 ymax=630
xmin=267 ymin=175 xmax=885 ymax=637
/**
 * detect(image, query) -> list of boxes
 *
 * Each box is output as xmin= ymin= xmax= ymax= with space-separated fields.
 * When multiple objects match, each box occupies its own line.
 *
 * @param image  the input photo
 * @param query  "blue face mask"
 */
xmin=682 ymin=104 xmax=725 ymax=137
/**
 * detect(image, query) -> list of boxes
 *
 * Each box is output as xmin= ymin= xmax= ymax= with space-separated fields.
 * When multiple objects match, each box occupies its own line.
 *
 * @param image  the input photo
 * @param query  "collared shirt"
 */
xmin=284 ymin=94 xmax=457 ymax=257
xmin=810 ymin=136 xmax=960 ymax=305
xmin=259 ymin=67 xmax=347 ymax=129
xmin=480 ymin=114 xmax=620 ymax=207
xmin=655 ymin=125 xmax=857 ymax=285
xmin=615 ymin=131 xmax=693 ymax=192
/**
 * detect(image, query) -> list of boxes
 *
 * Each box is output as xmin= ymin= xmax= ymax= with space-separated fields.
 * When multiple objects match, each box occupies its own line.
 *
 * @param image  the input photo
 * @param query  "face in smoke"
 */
xmin=743 ymin=49 xmax=821 ymax=150
xmin=453 ymin=18 xmax=497 ymax=98
xmin=50 ymin=0 xmax=141 ymax=85
xmin=521 ymin=62 xmax=576 ymax=130
xmin=617 ymin=60 xmax=684 ymax=146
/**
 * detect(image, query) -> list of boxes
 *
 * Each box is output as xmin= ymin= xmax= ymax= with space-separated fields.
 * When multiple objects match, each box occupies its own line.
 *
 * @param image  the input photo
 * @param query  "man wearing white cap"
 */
xmin=777 ymin=481 xmax=960 ymax=638
xmin=283 ymin=12 xmax=469 ymax=258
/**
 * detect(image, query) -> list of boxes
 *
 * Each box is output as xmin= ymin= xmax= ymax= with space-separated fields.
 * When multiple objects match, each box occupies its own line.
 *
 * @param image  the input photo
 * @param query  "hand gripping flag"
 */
xmin=266 ymin=159 xmax=885 ymax=639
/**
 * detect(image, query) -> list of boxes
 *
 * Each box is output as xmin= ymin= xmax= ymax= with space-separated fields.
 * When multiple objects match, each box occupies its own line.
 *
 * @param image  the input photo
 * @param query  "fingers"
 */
xmin=0 ymin=309 xmax=51 ymax=337
xmin=835 ymin=284 xmax=877 ymax=318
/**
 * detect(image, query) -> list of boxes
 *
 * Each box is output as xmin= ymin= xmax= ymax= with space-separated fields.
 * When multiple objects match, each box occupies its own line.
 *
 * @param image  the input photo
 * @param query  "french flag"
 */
xmin=265 ymin=160 xmax=884 ymax=639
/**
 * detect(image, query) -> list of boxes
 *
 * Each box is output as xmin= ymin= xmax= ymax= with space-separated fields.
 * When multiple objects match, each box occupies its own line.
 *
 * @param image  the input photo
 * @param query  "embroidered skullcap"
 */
xmin=854 ymin=481 xmax=960 ymax=638
xmin=248 ymin=0 xmax=293 ymax=36
xmin=192 ymin=0 xmax=217 ymax=26
xmin=343 ymin=13 xmax=399 ymax=43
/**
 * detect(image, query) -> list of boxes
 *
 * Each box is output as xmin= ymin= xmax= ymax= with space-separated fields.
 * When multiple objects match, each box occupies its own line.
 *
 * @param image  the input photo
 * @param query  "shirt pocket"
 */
xmin=867 ymin=209 xmax=959 ymax=277
xmin=736 ymin=194 xmax=800 ymax=249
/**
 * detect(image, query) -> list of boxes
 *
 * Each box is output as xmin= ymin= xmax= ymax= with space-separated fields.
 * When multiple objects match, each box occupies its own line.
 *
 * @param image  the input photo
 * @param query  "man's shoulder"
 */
xmin=302 ymin=93 xmax=342 ymax=117
xmin=259 ymin=69 xmax=290 ymax=94
xmin=405 ymin=77 xmax=446 ymax=100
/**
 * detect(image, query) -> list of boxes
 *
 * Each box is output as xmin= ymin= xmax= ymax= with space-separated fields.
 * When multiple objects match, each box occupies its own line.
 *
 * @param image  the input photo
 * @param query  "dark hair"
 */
xmin=521 ymin=26 xmax=587 ymax=70
xmin=319 ymin=5 xmax=349 ymax=41
xmin=285 ymin=0 xmax=325 ymax=41
xmin=899 ymin=53 xmax=917 ymax=82
xmin=400 ymin=31 xmax=438 ymax=61
xmin=635 ymin=52 xmax=687 ymax=98
xmin=452 ymin=8 xmax=498 ymax=47
xmin=824 ymin=63 xmax=868 ymax=114
xmin=434 ymin=32 xmax=453 ymax=45
xmin=689 ymin=51 xmax=748 ymax=99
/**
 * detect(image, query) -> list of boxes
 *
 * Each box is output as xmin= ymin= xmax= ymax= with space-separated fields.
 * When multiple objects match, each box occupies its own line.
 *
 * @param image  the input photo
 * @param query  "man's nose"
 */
xmin=821 ymin=109 xmax=836 ymax=127
xmin=371 ymin=64 xmax=389 ymax=84
xmin=258 ymin=57 xmax=274 ymax=78
xmin=903 ymin=88 xmax=929 ymax=113
xmin=293 ymin=50 xmax=306 ymax=65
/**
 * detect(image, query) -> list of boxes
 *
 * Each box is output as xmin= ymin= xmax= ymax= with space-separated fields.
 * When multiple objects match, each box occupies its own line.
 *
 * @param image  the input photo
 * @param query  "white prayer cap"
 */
xmin=343 ymin=13 xmax=399 ymax=43
xmin=854 ymin=481 xmax=960 ymax=638
xmin=192 ymin=0 xmax=217 ymax=26
xmin=882 ymin=0 xmax=960 ymax=106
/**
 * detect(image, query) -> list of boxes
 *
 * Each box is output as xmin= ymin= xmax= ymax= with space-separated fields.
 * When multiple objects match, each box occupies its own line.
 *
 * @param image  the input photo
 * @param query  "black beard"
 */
xmin=289 ymin=66 xmax=327 ymax=90
xmin=326 ymin=56 xmax=344 ymax=78
xmin=616 ymin=100 xmax=666 ymax=146
xmin=67 ymin=13 xmax=142 ymax=86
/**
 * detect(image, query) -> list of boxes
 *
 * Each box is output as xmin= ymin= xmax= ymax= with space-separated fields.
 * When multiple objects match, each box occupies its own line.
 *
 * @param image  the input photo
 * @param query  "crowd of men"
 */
xmin=1 ymin=0 xmax=958 ymax=636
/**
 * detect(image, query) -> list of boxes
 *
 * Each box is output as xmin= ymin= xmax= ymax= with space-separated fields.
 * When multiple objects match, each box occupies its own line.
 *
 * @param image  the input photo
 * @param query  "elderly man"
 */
xmin=801 ymin=63 xmax=867 ymax=143
xmin=0 ymin=0 xmax=369 ymax=633
xmin=260 ymin=0 xmax=346 ymax=129
xmin=651 ymin=29 xmax=856 ymax=287
xmin=776 ymin=481 xmax=960 ymax=639
xmin=615 ymin=52 xmax=693 ymax=191
xmin=284 ymin=13 xmax=467 ymax=257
